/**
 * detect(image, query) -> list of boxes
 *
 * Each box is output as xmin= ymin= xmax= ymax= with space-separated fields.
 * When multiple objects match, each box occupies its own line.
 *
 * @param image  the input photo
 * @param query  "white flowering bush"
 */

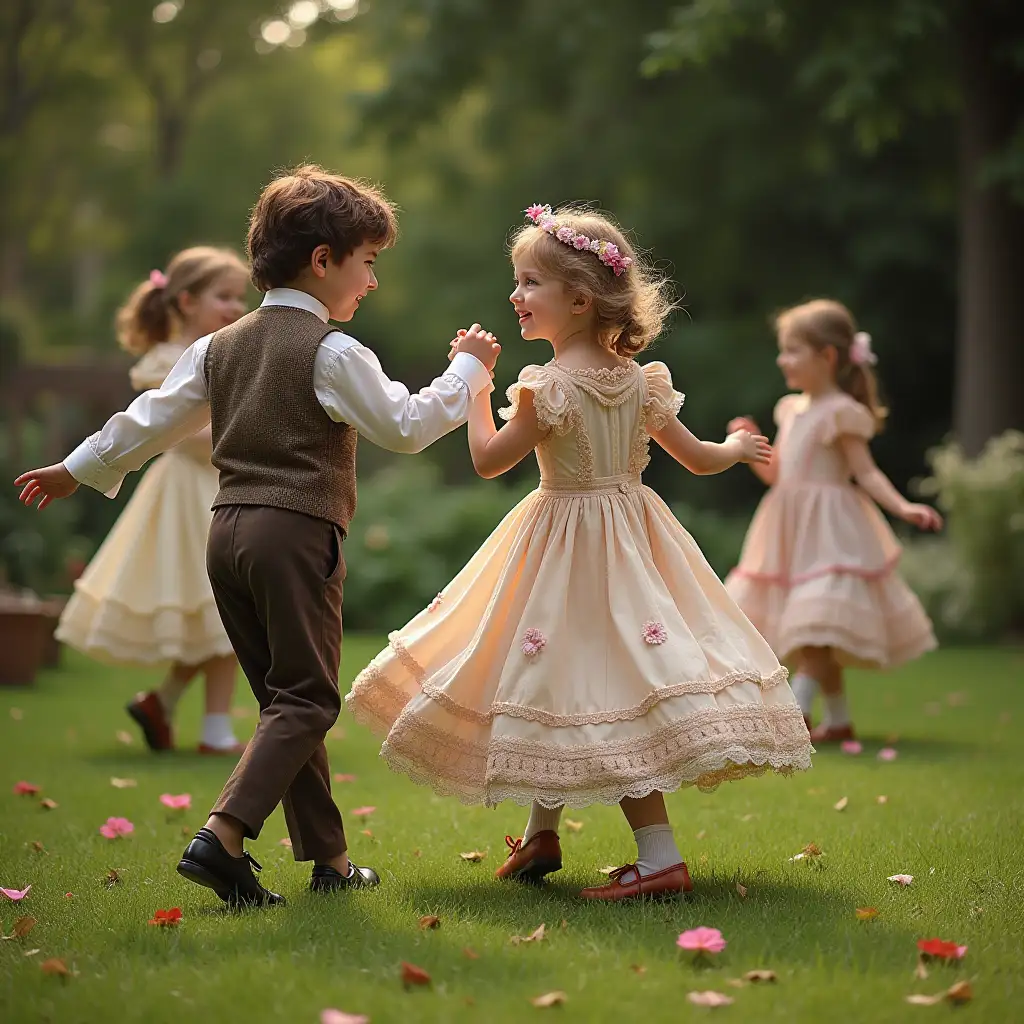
xmin=903 ymin=431 xmax=1024 ymax=641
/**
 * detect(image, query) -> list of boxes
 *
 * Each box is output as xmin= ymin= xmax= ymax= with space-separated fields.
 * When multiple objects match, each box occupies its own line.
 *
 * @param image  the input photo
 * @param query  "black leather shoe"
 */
xmin=177 ymin=828 xmax=285 ymax=907
xmin=310 ymin=862 xmax=380 ymax=892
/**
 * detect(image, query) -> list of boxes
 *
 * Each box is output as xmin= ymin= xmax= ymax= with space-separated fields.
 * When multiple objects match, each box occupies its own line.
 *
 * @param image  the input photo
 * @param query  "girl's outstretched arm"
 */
xmin=651 ymin=418 xmax=772 ymax=476
xmin=468 ymin=387 xmax=549 ymax=479
xmin=727 ymin=416 xmax=777 ymax=486
xmin=839 ymin=436 xmax=943 ymax=530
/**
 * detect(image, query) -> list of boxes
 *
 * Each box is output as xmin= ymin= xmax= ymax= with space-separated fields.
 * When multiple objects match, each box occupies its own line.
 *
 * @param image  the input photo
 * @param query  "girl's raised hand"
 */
xmin=901 ymin=502 xmax=943 ymax=532
xmin=14 ymin=464 xmax=79 ymax=510
xmin=728 ymin=429 xmax=772 ymax=465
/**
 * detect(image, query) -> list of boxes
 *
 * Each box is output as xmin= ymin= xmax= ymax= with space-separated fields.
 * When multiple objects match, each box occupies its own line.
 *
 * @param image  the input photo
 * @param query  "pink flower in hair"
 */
xmin=642 ymin=620 xmax=668 ymax=645
xmin=850 ymin=331 xmax=877 ymax=366
xmin=521 ymin=628 xmax=546 ymax=658
xmin=149 ymin=269 xmax=168 ymax=288
xmin=556 ymin=226 xmax=575 ymax=243
xmin=573 ymin=235 xmax=591 ymax=250
xmin=525 ymin=204 xmax=549 ymax=223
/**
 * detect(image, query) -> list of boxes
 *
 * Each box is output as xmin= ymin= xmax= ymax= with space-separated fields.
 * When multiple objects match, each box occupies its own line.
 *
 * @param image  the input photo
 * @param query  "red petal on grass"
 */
xmin=401 ymin=961 xmax=431 ymax=987
xmin=148 ymin=907 xmax=183 ymax=927
xmin=418 ymin=915 xmax=440 ymax=930
xmin=13 ymin=781 xmax=39 ymax=795
xmin=531 ymin=992 xmax=566 ymax=1008
xmin=917 ymin=938 xmax=967 ymax=961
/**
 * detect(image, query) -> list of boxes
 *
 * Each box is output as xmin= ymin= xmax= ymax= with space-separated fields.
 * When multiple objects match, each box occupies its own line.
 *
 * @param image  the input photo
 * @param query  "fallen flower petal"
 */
xmin=351 ymin=806 xmax=376 ymax=818
xmin=906 ymin=993 xmax=943 ymax=1006
xmin=4 ymin=916 xmax=36 ymax=939
xmin=13 ymin=781 xmax=40 ymax=795
xmin=320 ymin=1010 xmax=369 ymax=1024
xmin=148 ymin=907 xmax=183 ymax=927
xmin=855 ymin=907 xmax=879 ymax=921
xmin=418 ymin=915 xmax=440 ymax=930
xmin=789 ymin=842 xmax=824 ymax=862
xmin=110 ymin=778 xmax=137 ymax=789
xmin=159 ymin=793 xmax=191 ymax=810
xmin=1 ymin=886 xmax=31 ymax=901
xmin=531 ymin=992 xmax=567 ymax=1008
xmin=360 ymin=829 xmax=374 ymax=839
xmin=687 ymin=991 xmax=733 ymax=1008
xmin=333 ymin=773 xmax=357 ymax=783
xmin=878 ymin=747 xmax=899 ymax=762
xmin=31 ymin=841 xmax=45 ymax=853
xmin=677 ymin=927 xmax=727 ymax=954
xmin=917 ymin=938 xmax=967 ymax=961
xmin=946 ymin=981 xmax=973 ymax=1004
xmin=510 ymin=924 xmax=546 ymax=945
xmin=840 ymin=740 xmax=863 ymax=755
xmin=400 ymin=961 xmax=431 ymax=987
xmin=877 ymin=795 xmax=888 ymax=805
xmin=743 ymin=970 xmax=777 ymax=983
xmin=735 ymin=881 xmax=748 ymax=899
xmin=40 ymin=798 xmax=58 ymax=810
xmin=99 ymin=817 xmax=134 ymax=839
xmin=40 ymin=957 xmax=70 ymax=976
xmin=462 ymin=948 xmax=480 ymax=960
xmin=834 ymin=796 xmax=849 ymax=812
xmin=115 ymin=730 xmax=134 ymax=745
xmin=23 ymin=948 xmax=40 ymax=957
xmin=460 ymin=850 xmax=487 ymax=862
xmin=888 ymin=874 xmax=914 ymax=886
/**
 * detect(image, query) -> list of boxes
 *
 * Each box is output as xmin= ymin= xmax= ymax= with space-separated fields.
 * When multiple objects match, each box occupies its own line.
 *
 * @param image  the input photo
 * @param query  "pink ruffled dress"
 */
xmin=347 ymin=360 xmax=811 ymax=809
xmin=725 ymin=391 xmax=936 ymax=668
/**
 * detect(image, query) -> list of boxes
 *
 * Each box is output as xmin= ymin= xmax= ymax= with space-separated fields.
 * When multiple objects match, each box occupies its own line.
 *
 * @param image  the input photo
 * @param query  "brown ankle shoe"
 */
xmin=810 ymin=723 xmax=855 ymax=743
xmin=580 ymin=861 xmax=693 ymax=902
xmin=126 ymin=691 xmax=173 ymax=751
xmin=494 ymin=831 xmax=562 ymax=884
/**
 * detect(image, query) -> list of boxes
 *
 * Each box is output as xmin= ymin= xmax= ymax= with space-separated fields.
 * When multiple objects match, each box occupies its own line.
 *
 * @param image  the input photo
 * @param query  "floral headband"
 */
xmin=524 ymin=204 xmax=633 ymax=276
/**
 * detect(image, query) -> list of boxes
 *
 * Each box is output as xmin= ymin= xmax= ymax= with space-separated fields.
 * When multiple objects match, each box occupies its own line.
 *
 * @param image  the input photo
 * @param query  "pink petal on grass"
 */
xmin=321 ymin=1011 xmax=370 ymax=1024
xmin=351 ymin=806 xmax=376 ymax=818
xmin=99 ymin=817 xmax=134 ymax=839
xmin=1 ymin=886 xmax=31 ymax=901
xmin=877 ymin=747 xmax=898 ymax=761
xmin=333 ymin=773 xmax=358 ymax=783
xmin=840 ymin=740 xmax=863 ymax=755
xmin=677 ymin=927 xmax=727 ymax=954
xmin=888 ymin=873 xmax=914 ymax=886
xmin=159 ymin=794 xmax=191 ymax=810
xmin=13 ymin=781 xmax=40 ymax=795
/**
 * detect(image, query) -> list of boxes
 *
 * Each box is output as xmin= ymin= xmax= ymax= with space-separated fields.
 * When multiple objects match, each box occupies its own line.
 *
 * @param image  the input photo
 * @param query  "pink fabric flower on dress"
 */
xmin=427 ymin=593 xmax=443 ymax=612
xmin=1 ymin=885 xmax=31 ymax=901
xmin=521 ymin=628 xmax=547 ymax=658
xmin=99 ymin=817 xmax=134 ymax=839
xmin=159 ymin=794 xmax=191 ymax=810
xmin=642 ymin=620 xmax=667 ymax=645
xmin=841 ymin=740 xmax=863 ymax=755
xmin=677 ymin=927 xmax=727 ymax=954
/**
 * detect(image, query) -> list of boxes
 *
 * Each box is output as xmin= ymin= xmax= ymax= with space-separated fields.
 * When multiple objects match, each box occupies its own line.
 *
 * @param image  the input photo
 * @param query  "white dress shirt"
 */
xmin=65 ymin=288 xmax=492 ymax=497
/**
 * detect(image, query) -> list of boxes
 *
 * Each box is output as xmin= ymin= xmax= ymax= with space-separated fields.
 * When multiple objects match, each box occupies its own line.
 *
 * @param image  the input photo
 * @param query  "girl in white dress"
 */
xmin=57 ymin=247 xmax=249 ymax=754
xmin=348 ymin=206 xmax=812 ymax=900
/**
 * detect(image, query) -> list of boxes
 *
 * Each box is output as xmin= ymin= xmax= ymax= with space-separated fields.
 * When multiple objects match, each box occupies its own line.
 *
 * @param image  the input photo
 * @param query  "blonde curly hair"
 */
xmin=510 ymin=206 xmax=675 ymax=357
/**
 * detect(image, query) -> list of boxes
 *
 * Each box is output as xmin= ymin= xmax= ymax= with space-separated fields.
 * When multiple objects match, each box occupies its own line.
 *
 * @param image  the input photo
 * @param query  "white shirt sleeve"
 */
xmin=314 ymin=334 xmax=493 ymax=453
xmin=63 ymin=337 xmax=213 ymax=498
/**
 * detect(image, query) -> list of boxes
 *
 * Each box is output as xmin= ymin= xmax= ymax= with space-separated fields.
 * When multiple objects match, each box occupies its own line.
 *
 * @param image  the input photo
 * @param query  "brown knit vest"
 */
xmin=205 ymin=306 xmax=358 ymax=532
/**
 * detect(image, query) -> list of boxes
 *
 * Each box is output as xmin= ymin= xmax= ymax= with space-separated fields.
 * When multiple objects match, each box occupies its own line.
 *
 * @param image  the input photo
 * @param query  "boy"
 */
xmin=16 ymin=165 xmax=500 ymax=905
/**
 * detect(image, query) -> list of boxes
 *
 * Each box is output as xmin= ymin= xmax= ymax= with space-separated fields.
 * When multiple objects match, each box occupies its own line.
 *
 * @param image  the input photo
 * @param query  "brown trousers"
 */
xmin=207 ymin=505 xmax=347 ymax=861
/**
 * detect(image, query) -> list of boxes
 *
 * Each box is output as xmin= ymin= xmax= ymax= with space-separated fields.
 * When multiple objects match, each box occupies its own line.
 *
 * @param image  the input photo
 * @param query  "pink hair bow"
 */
xmin=850 ymin=331 xmax=877 ymax=366
xmin=149 ymin=269 xmax=168 ymax=288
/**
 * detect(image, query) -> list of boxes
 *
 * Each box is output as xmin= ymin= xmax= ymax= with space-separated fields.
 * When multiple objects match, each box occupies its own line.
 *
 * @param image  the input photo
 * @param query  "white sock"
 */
xmin=523 ymin=802 xmax=563 ymax=843
xmin=823 ymin=694 xmax=850 ymax=728
xmin=790 ymin=673 xmax=818 ymax=717
xmin=634 ymin=823 xmax=683 ymax=876
xmin=200 ymin=713 xmax=238 ymax=750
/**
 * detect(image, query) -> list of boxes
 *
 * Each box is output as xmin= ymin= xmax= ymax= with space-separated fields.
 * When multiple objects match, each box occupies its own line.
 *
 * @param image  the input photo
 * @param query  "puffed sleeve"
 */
xmin=129 ymin=342 xmax=188 ymax=392
xmin=499 ymin=365 xmax=573 ymax=434
xmin=642 ymin=361 xmax=685 ymax=432
xmin=820 ymin=394 xmax=876 ymax=445
xmin=773 ymin=393 xmax=802 ymax=428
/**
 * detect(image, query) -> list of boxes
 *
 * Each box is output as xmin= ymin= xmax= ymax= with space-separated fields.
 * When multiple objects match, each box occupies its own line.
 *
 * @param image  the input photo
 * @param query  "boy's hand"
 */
xmin=901 ymin=502 xmax=943 ymax=532
xmin=454 ymin=323 xmax=501 ymax=372
xmin=14 ymin=464 xmax=79 ymax=510
xmin=727 ymin=429 xmax=772 ymax=465
xmin=727 ymin=415 xmax=760 ymax=436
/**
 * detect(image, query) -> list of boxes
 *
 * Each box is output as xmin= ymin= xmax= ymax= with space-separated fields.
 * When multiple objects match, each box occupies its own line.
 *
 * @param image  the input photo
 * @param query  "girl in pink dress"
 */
xmin=348 ymin=205 xmax=812 ymax=901
xmin=725 ymin=299 xmax=942 ymax=743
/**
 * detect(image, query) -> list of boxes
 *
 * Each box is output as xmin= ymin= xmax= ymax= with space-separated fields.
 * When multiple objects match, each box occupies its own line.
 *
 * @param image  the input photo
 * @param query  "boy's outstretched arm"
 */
xmin=318 ymin=324 xmax=499 ymax=454
xmin=15 ymin=342 xmax=212 ymax=509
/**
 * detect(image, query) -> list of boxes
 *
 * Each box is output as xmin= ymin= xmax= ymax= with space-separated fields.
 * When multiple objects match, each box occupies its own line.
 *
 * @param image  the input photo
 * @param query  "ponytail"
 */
xmin=115 ymin=277 xmax=172 ymax=355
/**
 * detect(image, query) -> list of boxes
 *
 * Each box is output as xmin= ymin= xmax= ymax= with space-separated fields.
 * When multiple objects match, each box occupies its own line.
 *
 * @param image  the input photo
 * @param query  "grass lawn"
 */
xmin=1 ymin=642 xmax=1023 ymax=1023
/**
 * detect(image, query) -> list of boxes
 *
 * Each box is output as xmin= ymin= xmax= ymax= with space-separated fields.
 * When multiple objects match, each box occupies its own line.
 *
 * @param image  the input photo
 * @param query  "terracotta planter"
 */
xmin=0 ymin=608 xmax=48 ymax=686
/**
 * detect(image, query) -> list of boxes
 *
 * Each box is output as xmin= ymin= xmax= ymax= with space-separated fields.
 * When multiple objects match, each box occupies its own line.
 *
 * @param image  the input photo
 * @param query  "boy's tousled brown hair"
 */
xmin=510 ymin=206 xmax=675 ymax=358
xmin=775 ymin=298 xmax=888 ymax=430
xmin=247 ymin=164 xmax=399 ymax=292
xmin=116 ymin=246 xmax=247 ymax=356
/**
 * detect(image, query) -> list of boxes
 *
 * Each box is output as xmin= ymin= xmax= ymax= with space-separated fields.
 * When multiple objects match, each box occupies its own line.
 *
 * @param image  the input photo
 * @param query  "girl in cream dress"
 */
xmin=348 ymin=206 xmax=812 ymax=901
xmin=725 ymin=299 xmax=941 ymax=743
xmin=57 ymin=247 xmax=249 ymax=754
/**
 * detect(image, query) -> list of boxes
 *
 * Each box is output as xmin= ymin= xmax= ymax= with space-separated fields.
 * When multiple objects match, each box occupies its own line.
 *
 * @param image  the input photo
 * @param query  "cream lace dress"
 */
xmin=56 ymin=342 xmax=232 ymax=666
xmin=725 ymin=392 xmax=936 ymax=668
xmin=346 ymin=360 xmax=812 ymax=809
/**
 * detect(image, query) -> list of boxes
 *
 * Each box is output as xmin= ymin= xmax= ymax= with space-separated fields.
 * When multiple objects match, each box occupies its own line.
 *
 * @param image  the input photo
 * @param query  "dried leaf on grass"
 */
xmin=744 ymin=970 xmax=777 ymax=983
xmin=563 ymin=819 xmax=584 ymax=832
xmin=360 ymin=830 xmax=375 ymax=839
xmin=888 ymin=874 xmax=914 ymax=886
xmin=418 ymin=915 xmax=440 ymax=930
xmin=914 ymin=958 xmax=930 ymax=981
xmin=23 ymin=948 xmax=40 ymax=957
xmin=855 ymin=907 xmax=879 ymax=921
xmin=40 ymin=799 xmax=58 ymax=810
xmin=834 ymin=797 xmax=849 ymax=812
xmin=906 ymin=981 xmax=973 ymax=1006
xmin=510 ymin=924 xmax=546 ymax=945
xmin=40 ymin=957 xmax=70 ymax=977
xmin=598 ymin=866 xmax=618 ymax=875
xmin=104 ymin=869 xmax=122 ymax=888
xmin=400 ymin=961 xmax=431 ymax=987
xmin=31 ymin=842 xmax=45 ymax=854
xmin=687 ymin=991 xmax=733 ymax=1007
xmin=877 ymin=795 xmax=889 ymax=805
xmin=462 ymin=947 xmax=480 ymax=960
xmin=630 ymin=964 xmax=647 ymax=975
xmin=789 ymin=842 xmax=824 ymax=862
xmin=1 ymin=916 xmax=36 ymax=940
xmin=531 ymin=991 xmax=566 ymax=1008
xmin=460 ymin=850 xmax=487 ymax=862
xmin=696 ymin=830 xmax=707 ymax=840
xmin=110 ymin=778 xmax=137 ymax=789
xmin=735 ymin=881 xmax=748 ymax=899
xmin=115 ymin=730 xmax=134 ymax=746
